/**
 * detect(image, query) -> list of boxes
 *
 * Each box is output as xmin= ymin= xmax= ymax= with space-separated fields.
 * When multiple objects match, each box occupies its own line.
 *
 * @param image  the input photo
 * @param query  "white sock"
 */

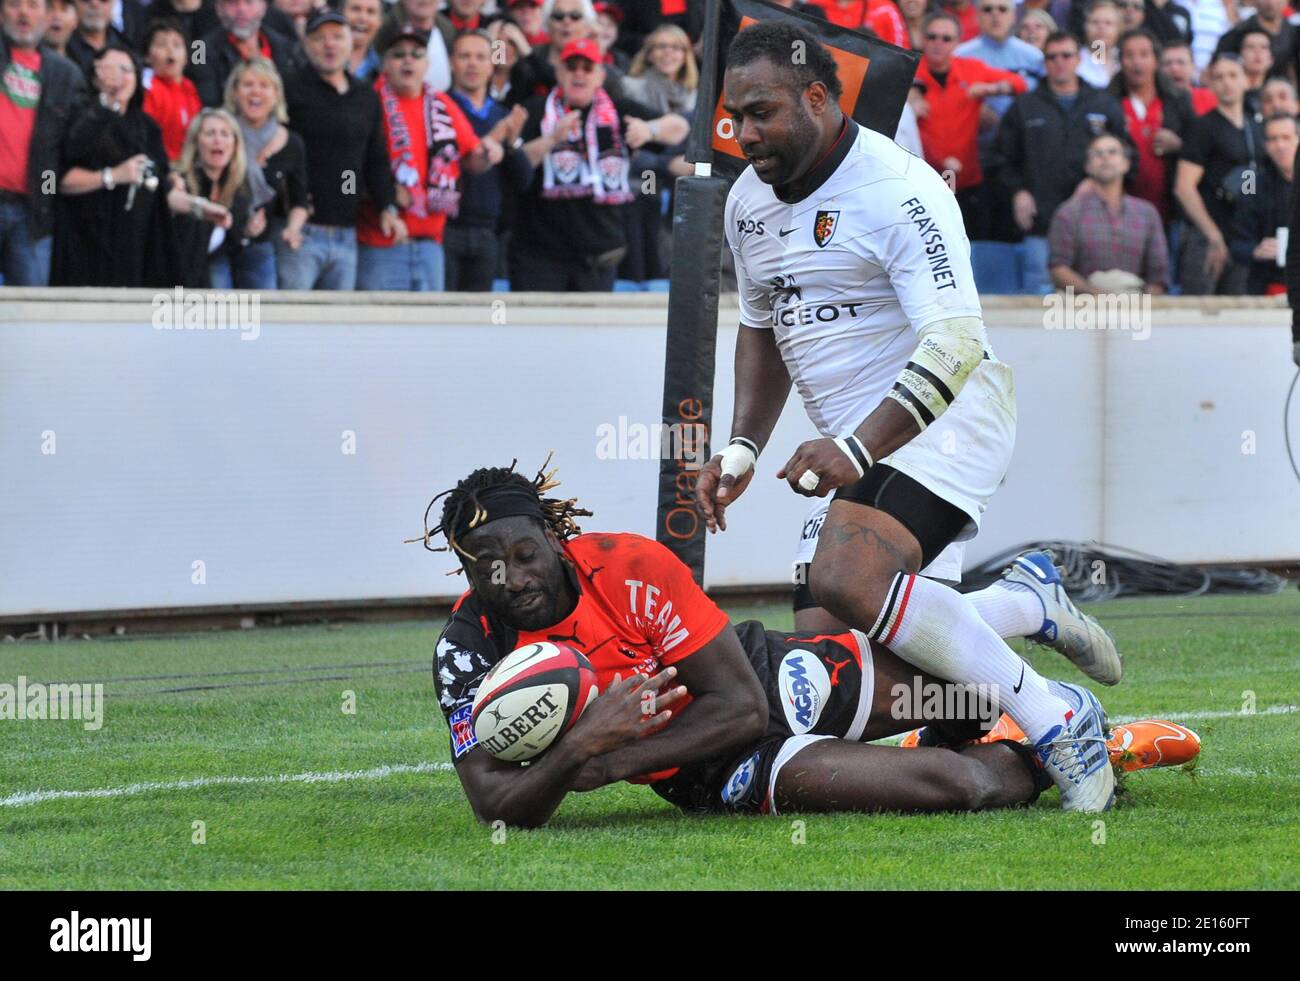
xmin=870 ymin=573 xmax=1071 ymax=743
xmin=965 ymin=582 xmax=1044 ymax=639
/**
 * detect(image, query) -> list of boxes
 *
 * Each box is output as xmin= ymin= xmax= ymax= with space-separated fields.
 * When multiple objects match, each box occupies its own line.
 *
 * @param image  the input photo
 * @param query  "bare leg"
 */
xmin=862 ymin=642 xmax=998 ymax=743
xmin=793 ymin=606 xmax=850 ymax=633
xmin=809 ymin=500 xmax=1071 ymax=743
xmin=773 ymin=738 xmax=1040 ymax=814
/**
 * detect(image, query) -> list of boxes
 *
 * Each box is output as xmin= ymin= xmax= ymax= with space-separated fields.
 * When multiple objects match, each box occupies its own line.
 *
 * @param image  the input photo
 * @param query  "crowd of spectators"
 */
xmin=2 ymin=0 xmax=1299 ymax=295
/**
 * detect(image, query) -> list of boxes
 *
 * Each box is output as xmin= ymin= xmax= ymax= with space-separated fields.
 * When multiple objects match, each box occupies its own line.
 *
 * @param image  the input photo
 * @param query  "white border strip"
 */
xmin=0 ymin=761 xmax=454 ymax=808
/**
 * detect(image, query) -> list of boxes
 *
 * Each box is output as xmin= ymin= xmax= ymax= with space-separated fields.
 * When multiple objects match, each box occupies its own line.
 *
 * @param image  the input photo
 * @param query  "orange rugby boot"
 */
xmin=1106 ymin=719 xmax=1201 ymax=771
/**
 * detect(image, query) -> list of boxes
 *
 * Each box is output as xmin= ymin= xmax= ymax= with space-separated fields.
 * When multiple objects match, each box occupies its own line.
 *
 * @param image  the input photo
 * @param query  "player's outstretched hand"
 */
xmin=695 ymin=453 xmax=754 ymax=533
xmin=567 ymin=668 xmax=688 ymax=762
xmin=777 ymin=438 xmax=860 ymax=497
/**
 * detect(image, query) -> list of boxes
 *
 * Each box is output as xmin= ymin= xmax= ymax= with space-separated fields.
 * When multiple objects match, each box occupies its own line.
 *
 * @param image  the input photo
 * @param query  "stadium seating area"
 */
xmin=3 ymin=0 xmax=1299 ymax=297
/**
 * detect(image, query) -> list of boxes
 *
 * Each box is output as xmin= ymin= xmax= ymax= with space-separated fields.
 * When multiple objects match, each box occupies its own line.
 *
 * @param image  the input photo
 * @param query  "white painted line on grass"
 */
xmin=0 ymin=761 xmax=455 ymax=808
xmin=3 ymin=707 xmax=1294 ymax=809
xmin=1111 ymin=704 xmax=1298 ymax=724
xmin=1204 ymin=766 xmax=1300 ymax=779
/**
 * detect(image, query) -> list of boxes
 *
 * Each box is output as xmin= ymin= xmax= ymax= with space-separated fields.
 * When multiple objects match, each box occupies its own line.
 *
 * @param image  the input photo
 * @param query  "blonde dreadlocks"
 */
xmin=409 ymin=454 xmax=593 ymax=571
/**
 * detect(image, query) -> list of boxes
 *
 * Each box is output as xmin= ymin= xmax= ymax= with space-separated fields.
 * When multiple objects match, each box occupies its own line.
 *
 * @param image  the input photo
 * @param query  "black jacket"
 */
xmin=283 ymin=66 xmax=394 ymax=226
xmin=65 ymin=26 xmax=129 ymax=82
xmin=174 ymin=175 xmax=253 ymax=288
xmin=1283 ymin=144 xmax=1300 ymax=343
xmin=50 ymin=102 xmax=178 ymax=287
xmin=0 ymin=36 xmax=86 ymax=239
xmin=187 ymin=25 xmax=301 ymax=107
xmin=1229 ymin=157 xmax=1290 ymax=294
xmin=994 ymin=82 xmax=1130 ymax=237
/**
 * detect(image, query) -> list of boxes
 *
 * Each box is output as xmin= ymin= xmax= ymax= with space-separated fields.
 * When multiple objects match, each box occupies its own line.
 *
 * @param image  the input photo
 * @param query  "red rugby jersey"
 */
xmin=434 ymin=532 xmax=730 ymax=764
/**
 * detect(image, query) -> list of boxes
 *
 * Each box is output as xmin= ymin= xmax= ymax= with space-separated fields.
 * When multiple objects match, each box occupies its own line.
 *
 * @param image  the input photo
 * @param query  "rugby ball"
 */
xmin=471 ymin=642 xmax=600 ymax=762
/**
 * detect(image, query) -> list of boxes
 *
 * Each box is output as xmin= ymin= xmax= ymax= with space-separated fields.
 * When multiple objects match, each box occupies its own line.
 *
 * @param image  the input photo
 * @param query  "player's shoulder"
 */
xmin=565 ymin=531 xmax=682 ymax=574
xmin=839 ymin=126 xmax=949 ymax=222
xmin=436 ymin=590 xmax=500 ymax=663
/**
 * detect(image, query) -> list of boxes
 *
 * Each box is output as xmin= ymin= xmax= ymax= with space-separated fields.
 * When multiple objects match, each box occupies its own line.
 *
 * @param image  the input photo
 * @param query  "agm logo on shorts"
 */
xmin=778 ymin=650 xmax=831 ymax=735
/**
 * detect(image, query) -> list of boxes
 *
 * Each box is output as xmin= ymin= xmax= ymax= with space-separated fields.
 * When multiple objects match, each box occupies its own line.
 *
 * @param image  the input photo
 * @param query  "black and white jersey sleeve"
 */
xmin=433 ymin=600 xmax=506 ymax=763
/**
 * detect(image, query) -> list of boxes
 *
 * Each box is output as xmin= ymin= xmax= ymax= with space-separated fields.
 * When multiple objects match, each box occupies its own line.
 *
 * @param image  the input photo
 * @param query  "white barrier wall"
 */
xmin=1 ymin=291 xmax=1297 ymax=618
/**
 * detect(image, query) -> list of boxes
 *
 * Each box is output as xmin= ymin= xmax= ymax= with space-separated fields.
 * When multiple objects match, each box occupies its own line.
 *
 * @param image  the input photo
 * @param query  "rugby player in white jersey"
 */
xmin=695 ymin=22 xmax=1120 ymax=811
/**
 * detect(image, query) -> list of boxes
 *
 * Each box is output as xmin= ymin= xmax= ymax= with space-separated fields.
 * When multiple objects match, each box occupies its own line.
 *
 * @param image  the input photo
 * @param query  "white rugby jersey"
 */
xmin=725 ymin=119 xmax=985 ymax=437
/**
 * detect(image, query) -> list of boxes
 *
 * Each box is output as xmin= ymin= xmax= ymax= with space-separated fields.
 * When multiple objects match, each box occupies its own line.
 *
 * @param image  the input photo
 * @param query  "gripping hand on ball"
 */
xmin=777 ymin=438 xmax=863 ymax=497
xmin=569 ymin=668 xmax=689 ymax=765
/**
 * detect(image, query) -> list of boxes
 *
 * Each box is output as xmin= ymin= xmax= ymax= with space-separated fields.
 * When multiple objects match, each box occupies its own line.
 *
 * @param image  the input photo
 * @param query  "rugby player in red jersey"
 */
xmin=426 ymin=461 xmax=1194 ymax=829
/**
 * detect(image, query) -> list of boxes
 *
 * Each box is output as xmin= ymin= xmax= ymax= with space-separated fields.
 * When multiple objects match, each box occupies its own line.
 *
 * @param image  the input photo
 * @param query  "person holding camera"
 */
xmin=51 ymin=44 xmax=181 ymax=286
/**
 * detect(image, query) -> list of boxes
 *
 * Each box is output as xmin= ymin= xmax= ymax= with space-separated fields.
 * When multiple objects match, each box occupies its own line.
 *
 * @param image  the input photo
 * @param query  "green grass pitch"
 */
xmin=2 ymin=591 xmax=1298 ymax=890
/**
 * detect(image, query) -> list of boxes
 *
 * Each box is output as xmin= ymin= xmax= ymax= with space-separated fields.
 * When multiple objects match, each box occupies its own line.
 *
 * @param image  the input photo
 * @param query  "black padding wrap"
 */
xmin=450 ymin=484 xmax=547 ymax=542
xmin=832 ymin=464 xmax=971 ymax=569
xmin=915 ymin=716 xmax=990 ymax=748
xmin=730 ymin=436 xmax=760 ymax=457
xmin=995 ymin=738 xmax=1054 ymax=800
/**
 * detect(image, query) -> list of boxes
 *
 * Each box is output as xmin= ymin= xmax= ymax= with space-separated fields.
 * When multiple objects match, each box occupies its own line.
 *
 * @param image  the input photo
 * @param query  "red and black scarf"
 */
xmin=539 ymin=86 xmax=633 ymax=204
xmin=378 ymin=76 xmax=463 ymax=218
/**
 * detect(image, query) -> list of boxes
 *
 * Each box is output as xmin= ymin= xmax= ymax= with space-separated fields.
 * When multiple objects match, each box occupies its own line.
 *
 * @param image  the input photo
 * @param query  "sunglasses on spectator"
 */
xmin=925 ymin=32 xmax=958 ymax=42
xmin=388 ymin=47 xmax=427 ymax=60
xmin=563 ymin=58 xmax=597 ymax=72
xmin=550 ymin=11 xmax=585 ymax=20
xmin=980 ymin=5 xmax=1011 ymax=12
xmin=1045 ymin=50 xmax=1078 ymax=60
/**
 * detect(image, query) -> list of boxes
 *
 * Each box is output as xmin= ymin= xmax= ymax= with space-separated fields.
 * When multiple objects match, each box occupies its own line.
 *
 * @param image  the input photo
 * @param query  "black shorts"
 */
xmin=651 ymin=621 xmax=875 ymax=814
xmin=792 ymin=464 xmax=971 ymax=612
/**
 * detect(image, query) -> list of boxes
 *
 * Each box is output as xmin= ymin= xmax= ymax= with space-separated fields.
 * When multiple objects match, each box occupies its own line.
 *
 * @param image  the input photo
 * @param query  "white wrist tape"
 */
xmin=719 ymin=441 xmax=757 ymax=479
xmin=832 ymin=435 xmax=873 ymax=478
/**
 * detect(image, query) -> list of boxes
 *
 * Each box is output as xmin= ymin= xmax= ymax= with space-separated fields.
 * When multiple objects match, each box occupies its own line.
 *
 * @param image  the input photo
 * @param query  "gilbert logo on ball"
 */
xmin=471 ymin=643 xmax=600 ymax=762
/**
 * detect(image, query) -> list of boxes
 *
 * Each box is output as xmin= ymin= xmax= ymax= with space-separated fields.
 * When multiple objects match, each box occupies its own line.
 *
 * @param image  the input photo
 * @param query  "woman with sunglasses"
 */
xmin=506 ymin=0 xmax=626 ymax=106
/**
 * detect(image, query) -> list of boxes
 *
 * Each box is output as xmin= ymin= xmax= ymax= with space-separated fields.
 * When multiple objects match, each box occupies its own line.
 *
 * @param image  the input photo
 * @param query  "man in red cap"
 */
xmin=509 ymin=35 xmax=688 ymax=290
